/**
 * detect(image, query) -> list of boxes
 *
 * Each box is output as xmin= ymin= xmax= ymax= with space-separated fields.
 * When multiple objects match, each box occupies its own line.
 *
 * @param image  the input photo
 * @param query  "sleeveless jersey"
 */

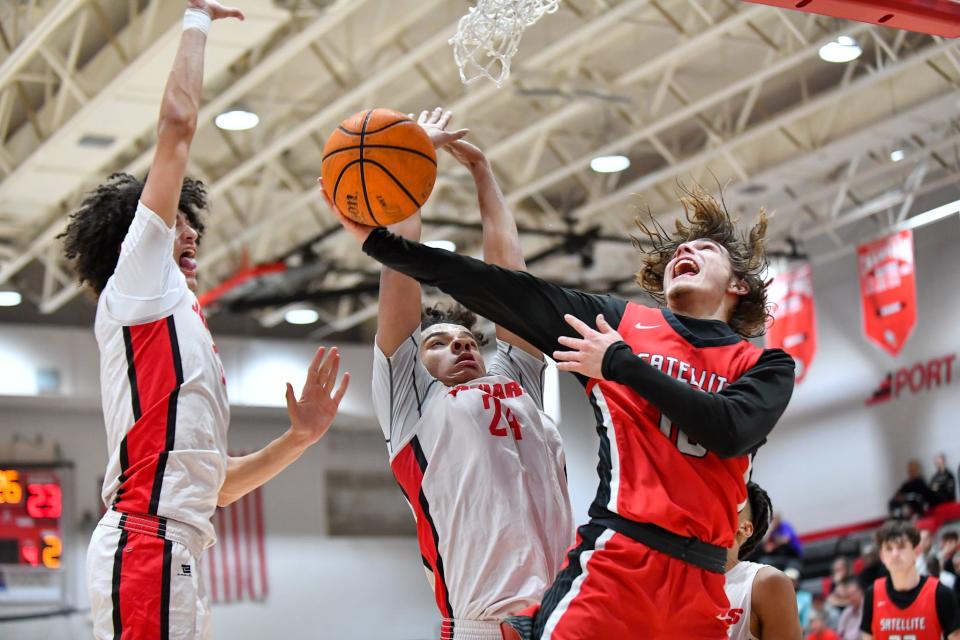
xmin=96 ymin=203 xmax=230 ymax=548
xmin=374 ymin=336 xmax=573 ymax=621
xmin=872 ymin=577 xmax=942 ymax=640
xmin=590 ymin=303 xmax=764 ymax=546
xmin=723 ymin=561 xmax=764 ymax=640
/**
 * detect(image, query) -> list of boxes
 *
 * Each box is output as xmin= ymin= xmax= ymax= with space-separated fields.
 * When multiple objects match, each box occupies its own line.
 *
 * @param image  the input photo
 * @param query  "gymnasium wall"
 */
xmin=753 ymin=218 xmax=960 ymax=533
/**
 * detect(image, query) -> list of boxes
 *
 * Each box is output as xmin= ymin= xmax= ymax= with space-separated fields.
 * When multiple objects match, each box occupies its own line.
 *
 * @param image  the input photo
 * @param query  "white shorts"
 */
xmin=87 ymin=510 xmax=209 ymax=640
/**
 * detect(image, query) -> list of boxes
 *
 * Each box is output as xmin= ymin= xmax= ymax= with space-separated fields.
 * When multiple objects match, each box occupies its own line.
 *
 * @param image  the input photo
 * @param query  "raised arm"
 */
xmin=444 ymin=139 xmax=540 ymax=358
xmin=374 ymin=213 xmax=424 ymax=356
xmin=218 ymin=347 xmax=349 ymax=506
xmin=141 ymin=1 xmax=243 ymax=228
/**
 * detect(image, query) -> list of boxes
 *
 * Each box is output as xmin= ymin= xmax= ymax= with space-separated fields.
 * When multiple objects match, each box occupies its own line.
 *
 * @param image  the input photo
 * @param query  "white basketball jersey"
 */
xmin=374 ymin=334 xmax=574 ymax=622
xmin=723 ymin=560 xmax=764 ymax=640
xmin=96 ymin=202 xmax=230 ymax=548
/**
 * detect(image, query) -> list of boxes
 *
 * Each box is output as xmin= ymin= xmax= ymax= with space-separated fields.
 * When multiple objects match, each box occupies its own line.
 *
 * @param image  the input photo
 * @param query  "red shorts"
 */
xmin=507 ymin=522 xmax=729 ymax=640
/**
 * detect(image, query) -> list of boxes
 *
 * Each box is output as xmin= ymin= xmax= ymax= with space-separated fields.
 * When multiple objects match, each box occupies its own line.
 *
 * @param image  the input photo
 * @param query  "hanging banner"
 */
xmin=767 ymin=263 xmax=817 ymax=383
xmin=857 ymin=229 xmax=917 ymax=357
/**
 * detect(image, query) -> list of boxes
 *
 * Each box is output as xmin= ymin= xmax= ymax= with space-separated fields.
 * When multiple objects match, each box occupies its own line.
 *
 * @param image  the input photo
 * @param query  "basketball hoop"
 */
xmin=449 ymin=0 xmax=562 ymax=87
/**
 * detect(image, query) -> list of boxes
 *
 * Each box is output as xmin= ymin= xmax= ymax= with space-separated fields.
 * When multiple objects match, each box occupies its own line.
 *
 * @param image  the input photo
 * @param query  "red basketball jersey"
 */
xmin=589 ymin=303 xmax=764 ymax=547
xmin=872 ymin=577 xmax=942 ymax=640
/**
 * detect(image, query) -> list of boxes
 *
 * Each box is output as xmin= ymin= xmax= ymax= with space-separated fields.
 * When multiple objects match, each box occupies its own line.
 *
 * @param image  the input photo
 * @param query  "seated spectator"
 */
xmin=856 ymin=543 xmax=888 ymax=590
xmin=888 ymin=459 xmax=935 ymax=519
xmin=930 ymin=453 xmax=956 ymax=506
xmin=916 ymin=528 xmax=935 ymax=576
xmin=763 ymin=512 xmax=804 ymax=570
xmin=940 ymin=530 xmax=958 ymax=579
xmin=826 ymin=557 xmax=853 ymax=612
xmin=834 ymin=577 xmax=863 ymax=640
xmin=787 ymin=567 xmax=814 ymax=629
xmin=813 ymin=592 xmax=840 ymax=630
xmin=805 ymin=611 xmax=840 ymax=640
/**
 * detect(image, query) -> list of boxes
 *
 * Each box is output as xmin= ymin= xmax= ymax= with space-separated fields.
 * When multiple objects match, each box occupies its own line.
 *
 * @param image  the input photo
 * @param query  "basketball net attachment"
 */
xmin=449 ymin=0 xmax=561 ymax=87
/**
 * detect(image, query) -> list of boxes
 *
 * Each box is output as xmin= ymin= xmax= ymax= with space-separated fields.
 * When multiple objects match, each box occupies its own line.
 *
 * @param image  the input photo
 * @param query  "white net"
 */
xmin=449 ymin=0 xmax=561 ymax=87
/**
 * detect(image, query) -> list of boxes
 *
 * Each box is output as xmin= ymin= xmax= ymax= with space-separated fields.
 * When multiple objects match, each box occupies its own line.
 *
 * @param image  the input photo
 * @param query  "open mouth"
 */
xmin=672 ymin=258 xmax=699 ymax=279
xmin=178 ymin=249 xmax=197 ymax=275
xmin=455 ymin=354 xmax=477 ymax=367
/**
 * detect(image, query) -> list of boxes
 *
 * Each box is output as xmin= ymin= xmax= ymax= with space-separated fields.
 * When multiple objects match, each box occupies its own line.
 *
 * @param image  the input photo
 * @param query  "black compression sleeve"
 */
xmin=860 ymin=586 xmax=874 ymax=633
xmin=936 ymin=583 xmax=960 ymax=634
xmin=600 ymin=345 xmax=796 ymax=457
xmin=363 ymin=227 xmax=627 ymax=358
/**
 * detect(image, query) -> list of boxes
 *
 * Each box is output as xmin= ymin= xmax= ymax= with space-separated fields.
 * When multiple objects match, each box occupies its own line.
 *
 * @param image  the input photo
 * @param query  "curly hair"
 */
xmin=421 ymin=302 xmax=488 ymax=346
xmin=739 ymin=481 xmax=773 ymax=561
xmin=59 ymin=173 xmax=208 ymax=295
xmin=634 ymin=184 xmax=770 ymax=338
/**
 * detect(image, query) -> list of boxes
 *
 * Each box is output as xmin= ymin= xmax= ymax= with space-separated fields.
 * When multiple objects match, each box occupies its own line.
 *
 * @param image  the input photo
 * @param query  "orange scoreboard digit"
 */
xmin=0 ymin=465 xmax=64 ymax=570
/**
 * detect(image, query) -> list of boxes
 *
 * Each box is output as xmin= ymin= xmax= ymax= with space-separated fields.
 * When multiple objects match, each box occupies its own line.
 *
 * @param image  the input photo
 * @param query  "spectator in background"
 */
xmin=804 ymin=610 xmax=840 ymax=640
xmin=939 ymin=530 xmax=958 ymax=580
xmin=825 ymin=557 xmax=852 ymax=612
xmin=857 ymin=543 xmax=888 ymax=590
xmin=954 ymin=554 xmax=960 ymax=599
xmin=888 ymin=459 xmax=934 ymax=519
xmin=931 ymin=453 xmax=956 ymax=506
xmin=916 ymin=528 xmax=935 ymax=576
xmin=763 ymin=512 xmax=803 ymax=570
xmin=834 ymin=577 xmax=863 ymax=640
xmin=786 ymin=567 xmax=814 ymax=629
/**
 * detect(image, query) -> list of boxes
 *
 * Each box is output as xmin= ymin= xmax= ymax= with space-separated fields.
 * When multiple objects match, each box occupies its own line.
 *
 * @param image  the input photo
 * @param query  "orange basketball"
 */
xmin=321 ymin=108 xmax=437 ymax=226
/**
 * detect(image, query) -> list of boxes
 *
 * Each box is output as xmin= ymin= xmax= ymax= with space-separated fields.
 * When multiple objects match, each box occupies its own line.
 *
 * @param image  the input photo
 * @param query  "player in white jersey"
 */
xmin=331 ymin=109 xmax=574 ymax=640
xmin=723 ymin=482 xmax=801 ymax=640
xmin=60 ymin=3 xmax=349 ymax=638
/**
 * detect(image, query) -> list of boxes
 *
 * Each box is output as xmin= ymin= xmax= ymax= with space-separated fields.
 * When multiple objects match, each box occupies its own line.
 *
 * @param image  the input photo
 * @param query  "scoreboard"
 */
xmin=0 ymin=465 xmax=64 ymax=570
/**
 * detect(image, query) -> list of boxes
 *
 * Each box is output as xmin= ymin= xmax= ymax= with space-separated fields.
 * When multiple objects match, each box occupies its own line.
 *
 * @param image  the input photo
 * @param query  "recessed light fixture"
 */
xmin=0 ymin=291 xmax=22 ymax=307
xmin=215 ymin=108 xmax=260 ymax=131
xmin=590 ymin=155 xmax=631 ymax=173
xmin=284 ymin=308 xmax=319 ymax=325
xmin=425 ymin=240 xmax=457 ymax=252
xmin=818 ymin=36 xmax=862 ymax=63
xmin=890 ymin=149 xmax=905 ymax=162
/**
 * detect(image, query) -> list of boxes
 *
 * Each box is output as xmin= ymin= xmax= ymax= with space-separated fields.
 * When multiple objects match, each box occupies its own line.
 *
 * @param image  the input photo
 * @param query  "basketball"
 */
xmin=321 ymin=108 xmax=437 ymax=226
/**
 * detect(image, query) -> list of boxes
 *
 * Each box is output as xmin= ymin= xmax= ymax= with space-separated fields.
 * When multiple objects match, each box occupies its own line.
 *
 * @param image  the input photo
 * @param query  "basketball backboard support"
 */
xmin=741 ymin=0 xmax=960 ymax=38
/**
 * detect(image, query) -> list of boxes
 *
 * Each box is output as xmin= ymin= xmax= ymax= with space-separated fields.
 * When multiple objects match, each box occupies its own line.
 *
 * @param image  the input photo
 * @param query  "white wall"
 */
xmin=753 ymin=218 xmax=960 ymax=533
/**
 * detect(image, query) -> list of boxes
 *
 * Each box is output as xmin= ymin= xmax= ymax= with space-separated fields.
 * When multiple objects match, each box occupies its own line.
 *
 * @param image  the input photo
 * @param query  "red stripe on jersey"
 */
xmin=391 ymin=437 xmax=454 ymax=618
xmin=116 ymin=531 xmax=170 ymax=640
xmin=115 ymin=317 xmax=182 ymax=517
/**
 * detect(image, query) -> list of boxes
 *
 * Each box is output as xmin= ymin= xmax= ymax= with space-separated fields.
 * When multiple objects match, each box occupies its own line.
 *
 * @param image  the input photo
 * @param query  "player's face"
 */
xmin=879 ymin=537 xmax=919 ymax=573
xmin=662 ymin=239 xmax=745 ymax=311
xmin=174 ymin=212 xmax=199 ymax=291
xmin=419 ymin=324 xmax=486 ymax=386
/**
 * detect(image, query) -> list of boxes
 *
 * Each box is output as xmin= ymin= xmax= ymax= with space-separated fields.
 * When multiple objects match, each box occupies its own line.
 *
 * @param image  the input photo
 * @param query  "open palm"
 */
xmin=285 ymin=346 xmax=350 ymax=446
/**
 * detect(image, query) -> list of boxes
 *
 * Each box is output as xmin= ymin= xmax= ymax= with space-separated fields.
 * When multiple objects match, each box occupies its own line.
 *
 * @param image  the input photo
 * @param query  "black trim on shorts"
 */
xmin=111 ymin=513 xmax=130 ymax=639
xmin=533 ymin=522 xmax=607 ymax=639
xmin=160 ymin=539 xmax=173 ymax=640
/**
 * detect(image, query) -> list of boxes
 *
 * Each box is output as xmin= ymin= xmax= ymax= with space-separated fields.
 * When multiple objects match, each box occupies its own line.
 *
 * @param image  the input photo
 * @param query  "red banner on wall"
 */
xmin=767 ymin=263 xmax=817 ymax=383
xmin=857 ymin=229 xmax=917 ymax=357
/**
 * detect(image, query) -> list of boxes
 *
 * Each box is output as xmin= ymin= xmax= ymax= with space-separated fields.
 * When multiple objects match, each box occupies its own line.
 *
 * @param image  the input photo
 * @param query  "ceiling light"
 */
xmin=0 ymin=291 xmax=22 ymax=307
xmin=818 ymin=36 xmax=862 ymax=63
xmin=425 ymin=240 xmax=457 ymax=252
xmin=284 ymin=308 xmax=319 ymax=325
xmin=890 ymin=149 xmax=905 ymax=162
xmin=590 ymin=155 xmax=630 ymax=173
xmin=214 ymin=108 xmax=260 ymax=131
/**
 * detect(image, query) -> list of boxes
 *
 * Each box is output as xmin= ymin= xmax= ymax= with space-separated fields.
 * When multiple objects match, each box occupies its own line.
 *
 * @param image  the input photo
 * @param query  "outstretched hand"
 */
xmin=553 ymin=314 xmax=625 ymax=380
xmin=413 ymin=107 xmax=468 ymax=149
xmin=188 ymin=0 xmax=245 ymax=20
xmin=318 ymin=177 xmax=376 ymax=243
xmin=286 ymin=346 xmax=350 ymax=448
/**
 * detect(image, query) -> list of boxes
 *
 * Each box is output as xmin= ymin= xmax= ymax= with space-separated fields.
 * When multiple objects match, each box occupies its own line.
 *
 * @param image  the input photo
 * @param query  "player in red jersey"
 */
xmin=61 ymin=3 xmax=349 ymax=637
xmin=862 ymin=520 xmax=960 ymax=640
xmin=327 ymin=180 xmax=795 ymax=639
